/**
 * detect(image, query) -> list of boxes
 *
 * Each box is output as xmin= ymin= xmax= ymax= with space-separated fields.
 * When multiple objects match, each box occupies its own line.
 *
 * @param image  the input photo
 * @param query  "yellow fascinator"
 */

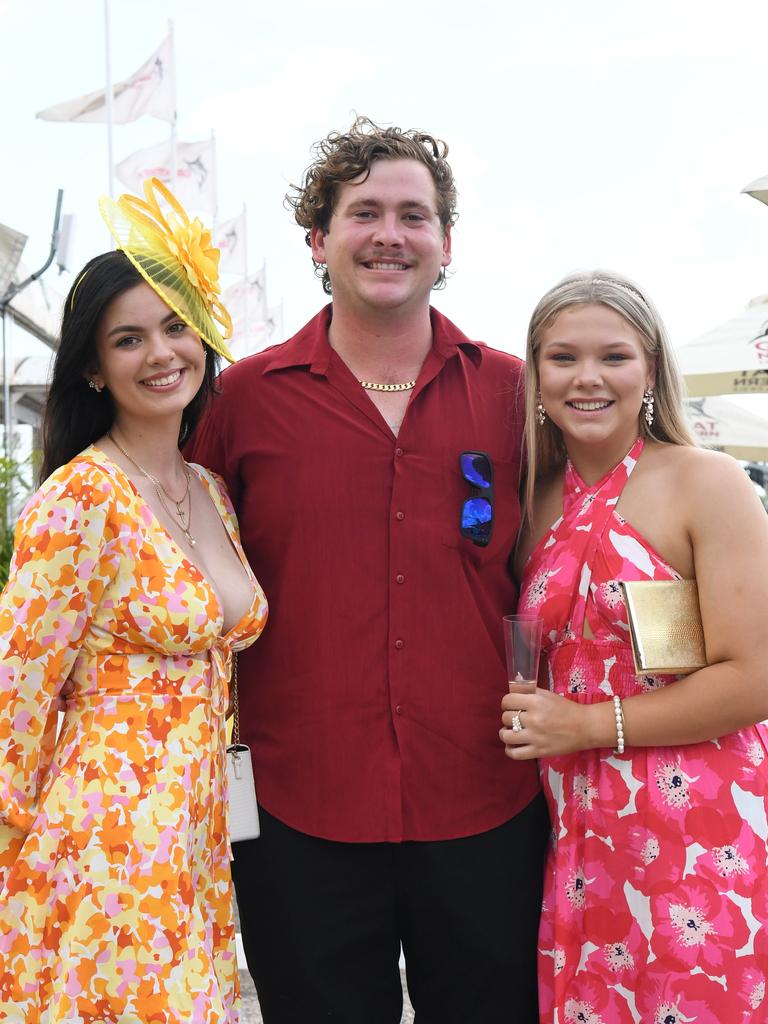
xmin=99 ymin=178 xmax=235 ymax=363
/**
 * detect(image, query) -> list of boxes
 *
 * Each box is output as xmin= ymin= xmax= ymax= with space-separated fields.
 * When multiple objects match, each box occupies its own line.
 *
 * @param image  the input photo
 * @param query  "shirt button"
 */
xmin=395 ymin=447 xmax=404 ymax=457
xmin=395 ymin=574 xmax=405 ymax=584
xmin=394 ymin=639 xmax=404 ymax=649
xmin=395 ymin=704 xmax=402 ymax=715
xmin=395 ymin=511 xmax=405 ymax=521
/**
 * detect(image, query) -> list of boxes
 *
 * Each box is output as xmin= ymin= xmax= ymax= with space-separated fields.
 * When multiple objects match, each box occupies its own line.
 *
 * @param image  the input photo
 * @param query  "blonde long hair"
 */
xmin=524 ymin=270 xmax=696 ymax=519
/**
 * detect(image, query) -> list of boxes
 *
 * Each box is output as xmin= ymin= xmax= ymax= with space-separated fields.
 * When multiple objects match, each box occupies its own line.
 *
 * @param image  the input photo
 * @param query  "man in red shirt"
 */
xmin=188 ymin=117 xmax=548 ymax=1023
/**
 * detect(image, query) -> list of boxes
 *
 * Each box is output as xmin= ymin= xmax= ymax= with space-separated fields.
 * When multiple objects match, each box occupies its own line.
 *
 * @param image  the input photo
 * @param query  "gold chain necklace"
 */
xmin=108 ymin=431 xmax=196 ymax=547
xmin=359 ymin=379 xmax=416 ymax=392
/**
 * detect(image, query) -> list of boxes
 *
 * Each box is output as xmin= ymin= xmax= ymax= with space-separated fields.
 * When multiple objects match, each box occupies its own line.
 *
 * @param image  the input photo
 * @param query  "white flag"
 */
xmin=266 ymin=303 xmax=283 ymax=345
xmin=224 ymin=272 xmax=284 ymax=359
xmin=37 ymin=34 xmax=175 ymax=124
xmin=239 ymin=304 xmax=283 ymax=355
xmin=237 ymin=305 xmax=283 ymax=358
xmin=224 ymin=269 xmax=267 ymax=324
xmin=229 ymin=320 xmax=275 ymax=360
xmin=214 ymin=213 xmax=247 ymax=275
xmin=115 ymin=138 xmax=216 ymax=214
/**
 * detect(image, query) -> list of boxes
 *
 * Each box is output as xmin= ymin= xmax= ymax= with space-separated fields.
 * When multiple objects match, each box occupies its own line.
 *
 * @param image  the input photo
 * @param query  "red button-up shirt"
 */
xmin=188 ymin=305 xmax=540 ymax=841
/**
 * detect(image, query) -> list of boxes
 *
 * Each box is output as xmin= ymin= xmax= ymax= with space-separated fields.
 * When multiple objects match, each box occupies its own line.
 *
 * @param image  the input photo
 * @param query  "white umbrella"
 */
xmin=684 ymin=396 xmax=768 ymax=460
xmin=741 ymin=172 xmax=768 ymax=207
xmin=677 ymin=296 xmax=768 ymax=396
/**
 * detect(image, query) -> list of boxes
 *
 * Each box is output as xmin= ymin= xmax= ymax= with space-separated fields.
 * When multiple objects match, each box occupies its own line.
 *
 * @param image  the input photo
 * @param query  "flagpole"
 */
xmin=211 ymin=130 xmax=218 ymax=235
xmin=168 ymin=19 xmax=177 ymax=189
xmin=104 ymin=0 xmax=114 ymax=198
xmin=242 ymin=204 xmax=248 ymax=278
xmin=170 ymin=119 xmax=178 ymax=190
xmin=242 ymin=204 xmax=249 ymax=357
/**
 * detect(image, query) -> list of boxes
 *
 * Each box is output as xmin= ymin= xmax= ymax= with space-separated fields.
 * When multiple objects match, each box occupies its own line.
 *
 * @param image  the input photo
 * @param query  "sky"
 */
xmin=3 ymin=0 xmax=768 ymax=386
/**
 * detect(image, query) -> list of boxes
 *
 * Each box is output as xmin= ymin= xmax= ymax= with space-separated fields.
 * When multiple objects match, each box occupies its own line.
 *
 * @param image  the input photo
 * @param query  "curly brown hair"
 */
xmin=286 ymin=115 xmax=458 ymax=295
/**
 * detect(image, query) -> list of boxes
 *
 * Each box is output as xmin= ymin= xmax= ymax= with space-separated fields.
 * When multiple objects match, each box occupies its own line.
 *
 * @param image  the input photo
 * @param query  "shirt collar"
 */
xmin=260 ymin=304 xmax=484 ymax=376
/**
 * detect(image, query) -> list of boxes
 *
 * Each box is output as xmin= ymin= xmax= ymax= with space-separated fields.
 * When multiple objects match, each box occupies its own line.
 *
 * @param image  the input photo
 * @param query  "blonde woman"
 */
xmin=501 ymin=271 xmax=768 ymax=1021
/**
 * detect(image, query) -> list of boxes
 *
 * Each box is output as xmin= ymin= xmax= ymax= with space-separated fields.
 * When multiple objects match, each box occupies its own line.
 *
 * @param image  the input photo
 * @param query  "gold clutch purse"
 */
xmin=620 ymin=579 xmax=706 ymax=675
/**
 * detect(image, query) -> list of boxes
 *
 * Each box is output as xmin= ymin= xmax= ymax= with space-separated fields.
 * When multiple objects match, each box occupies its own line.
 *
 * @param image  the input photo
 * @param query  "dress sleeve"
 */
xmin=0 ymin=462 xmax=117 ymax=861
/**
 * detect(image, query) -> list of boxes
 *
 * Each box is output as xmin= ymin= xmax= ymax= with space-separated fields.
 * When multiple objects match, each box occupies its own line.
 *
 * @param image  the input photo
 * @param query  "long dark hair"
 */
xmin=41 ymin=250 xmax=220 ymax=482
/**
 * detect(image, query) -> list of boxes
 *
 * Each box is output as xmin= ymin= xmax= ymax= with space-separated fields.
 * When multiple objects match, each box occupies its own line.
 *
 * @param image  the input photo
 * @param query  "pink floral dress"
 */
xmin=520 ymin=438 xmax=768 ymax=1024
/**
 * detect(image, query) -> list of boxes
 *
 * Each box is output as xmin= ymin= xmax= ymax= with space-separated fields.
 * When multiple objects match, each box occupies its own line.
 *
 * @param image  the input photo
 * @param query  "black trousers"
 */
xmin=232 ymin=794 xmax=549 ymax=1024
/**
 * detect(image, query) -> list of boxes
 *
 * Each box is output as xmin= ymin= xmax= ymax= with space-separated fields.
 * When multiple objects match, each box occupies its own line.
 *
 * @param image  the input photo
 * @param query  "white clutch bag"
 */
xmin=226 ymin=656 xmax=260 ymax=843
xmin=226 ymin=744 xmax=260 ymax=842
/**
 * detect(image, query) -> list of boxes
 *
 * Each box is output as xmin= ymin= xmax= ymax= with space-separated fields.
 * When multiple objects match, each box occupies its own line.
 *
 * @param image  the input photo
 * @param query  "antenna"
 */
xmin=0 ymin=189 xmax=64 ymax=308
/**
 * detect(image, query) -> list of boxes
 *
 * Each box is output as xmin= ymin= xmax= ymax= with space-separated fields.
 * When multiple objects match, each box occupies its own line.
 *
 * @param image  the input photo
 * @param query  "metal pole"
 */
xmin=2 ymin=309 xmax=10 ymax=468
xmin=104 ymin=0 xmax=114 ymax=198
xmin=170 ymin=119 xmax=178 ymax=190
xmin=1 ymin=191 xmax=63 ymax=307
xmin=211 ymin=130 xmax=218 ymax=233
xmin=169 ymin=20 xmax=177 ymax=189
xmin=242 ymin=203 xmax=248 ymax=278
xmin=242 ymin=205 xmax=249 ymax=357
xmin=0 ymin=188 xmax=64 ymax=510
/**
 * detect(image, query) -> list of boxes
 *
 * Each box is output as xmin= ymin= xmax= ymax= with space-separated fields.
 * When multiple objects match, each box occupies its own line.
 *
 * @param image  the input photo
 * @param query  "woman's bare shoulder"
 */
xmin=640 ymin=443 xmax=763 ymax=534
xmin=655 ymin=442 xmax=751 ymax=487
xmin=641 ymin=441 xmax=742 ymax=485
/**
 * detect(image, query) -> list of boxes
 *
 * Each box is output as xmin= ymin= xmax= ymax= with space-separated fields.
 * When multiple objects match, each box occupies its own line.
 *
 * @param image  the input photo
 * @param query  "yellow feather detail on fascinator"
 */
xmin=99 ymin=178 xmax=235 ymax=363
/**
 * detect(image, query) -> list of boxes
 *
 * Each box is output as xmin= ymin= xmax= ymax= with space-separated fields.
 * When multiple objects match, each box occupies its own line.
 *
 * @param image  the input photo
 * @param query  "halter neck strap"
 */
xmin=563 ymin=437 xmax=645 ymax=516
xmin=561 ymin=436 xmax=645 ymax=635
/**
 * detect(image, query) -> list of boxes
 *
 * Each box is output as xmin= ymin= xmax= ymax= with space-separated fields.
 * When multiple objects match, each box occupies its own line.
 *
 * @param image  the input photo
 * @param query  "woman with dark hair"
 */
xmin=0 ymin=180 xmax=267 ymax=1022
xmin=41 ymin=248 xmax=219 ymax=481
xmin=501 ymin=270 xmax=768 ymax=1022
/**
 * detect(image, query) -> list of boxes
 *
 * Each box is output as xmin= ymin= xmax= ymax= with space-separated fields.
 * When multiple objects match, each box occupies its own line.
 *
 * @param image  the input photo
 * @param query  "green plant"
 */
xmin=0 ymin=455 xmax=34 ymax=587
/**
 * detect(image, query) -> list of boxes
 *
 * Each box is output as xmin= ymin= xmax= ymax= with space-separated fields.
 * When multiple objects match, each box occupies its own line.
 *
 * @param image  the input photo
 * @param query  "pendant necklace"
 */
xmin=108 ymin=431 xmax=196 ymax=547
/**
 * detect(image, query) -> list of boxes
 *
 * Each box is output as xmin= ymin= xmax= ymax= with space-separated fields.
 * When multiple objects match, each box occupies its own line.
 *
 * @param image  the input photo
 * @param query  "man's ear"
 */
xmin=441 ymin=223 xmax=452 ymax=268
xmin=310 ymin=225 xmax=327 ymax=264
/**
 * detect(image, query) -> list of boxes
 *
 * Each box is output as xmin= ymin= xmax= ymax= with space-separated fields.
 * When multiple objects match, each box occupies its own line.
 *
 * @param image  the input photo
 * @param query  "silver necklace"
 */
xmin=108 ymin=431 xmax=196 ymax=547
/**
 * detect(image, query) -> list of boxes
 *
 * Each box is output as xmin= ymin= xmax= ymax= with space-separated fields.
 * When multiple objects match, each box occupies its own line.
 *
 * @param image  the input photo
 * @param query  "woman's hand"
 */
xmin=500 ymin=687 xmax=600 ymax=759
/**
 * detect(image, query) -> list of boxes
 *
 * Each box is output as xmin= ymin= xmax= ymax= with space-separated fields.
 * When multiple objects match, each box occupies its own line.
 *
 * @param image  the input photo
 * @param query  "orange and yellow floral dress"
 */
xmin=0 ymin=446 xmax=268 ymax=1024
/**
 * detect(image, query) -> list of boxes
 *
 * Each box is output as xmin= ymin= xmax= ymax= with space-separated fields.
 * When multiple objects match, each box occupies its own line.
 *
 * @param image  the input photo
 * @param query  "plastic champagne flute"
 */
xmin=502 ymin=615 xmax=544 ymax=692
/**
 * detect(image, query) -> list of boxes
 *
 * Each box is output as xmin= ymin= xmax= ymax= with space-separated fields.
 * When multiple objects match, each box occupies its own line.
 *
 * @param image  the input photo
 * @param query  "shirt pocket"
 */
xmin=437 ymin=447 xmax=522 ymax=568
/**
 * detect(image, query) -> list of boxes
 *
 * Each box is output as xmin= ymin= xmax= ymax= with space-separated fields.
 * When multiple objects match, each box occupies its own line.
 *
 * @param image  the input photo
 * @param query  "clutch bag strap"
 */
xmin=230 ymin=654 xmax=240 ymax=745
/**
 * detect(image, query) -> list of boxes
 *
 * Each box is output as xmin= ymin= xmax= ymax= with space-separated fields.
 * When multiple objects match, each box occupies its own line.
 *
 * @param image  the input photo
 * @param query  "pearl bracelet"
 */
xmin=613 ymin=695 xmax=625 ymax=755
